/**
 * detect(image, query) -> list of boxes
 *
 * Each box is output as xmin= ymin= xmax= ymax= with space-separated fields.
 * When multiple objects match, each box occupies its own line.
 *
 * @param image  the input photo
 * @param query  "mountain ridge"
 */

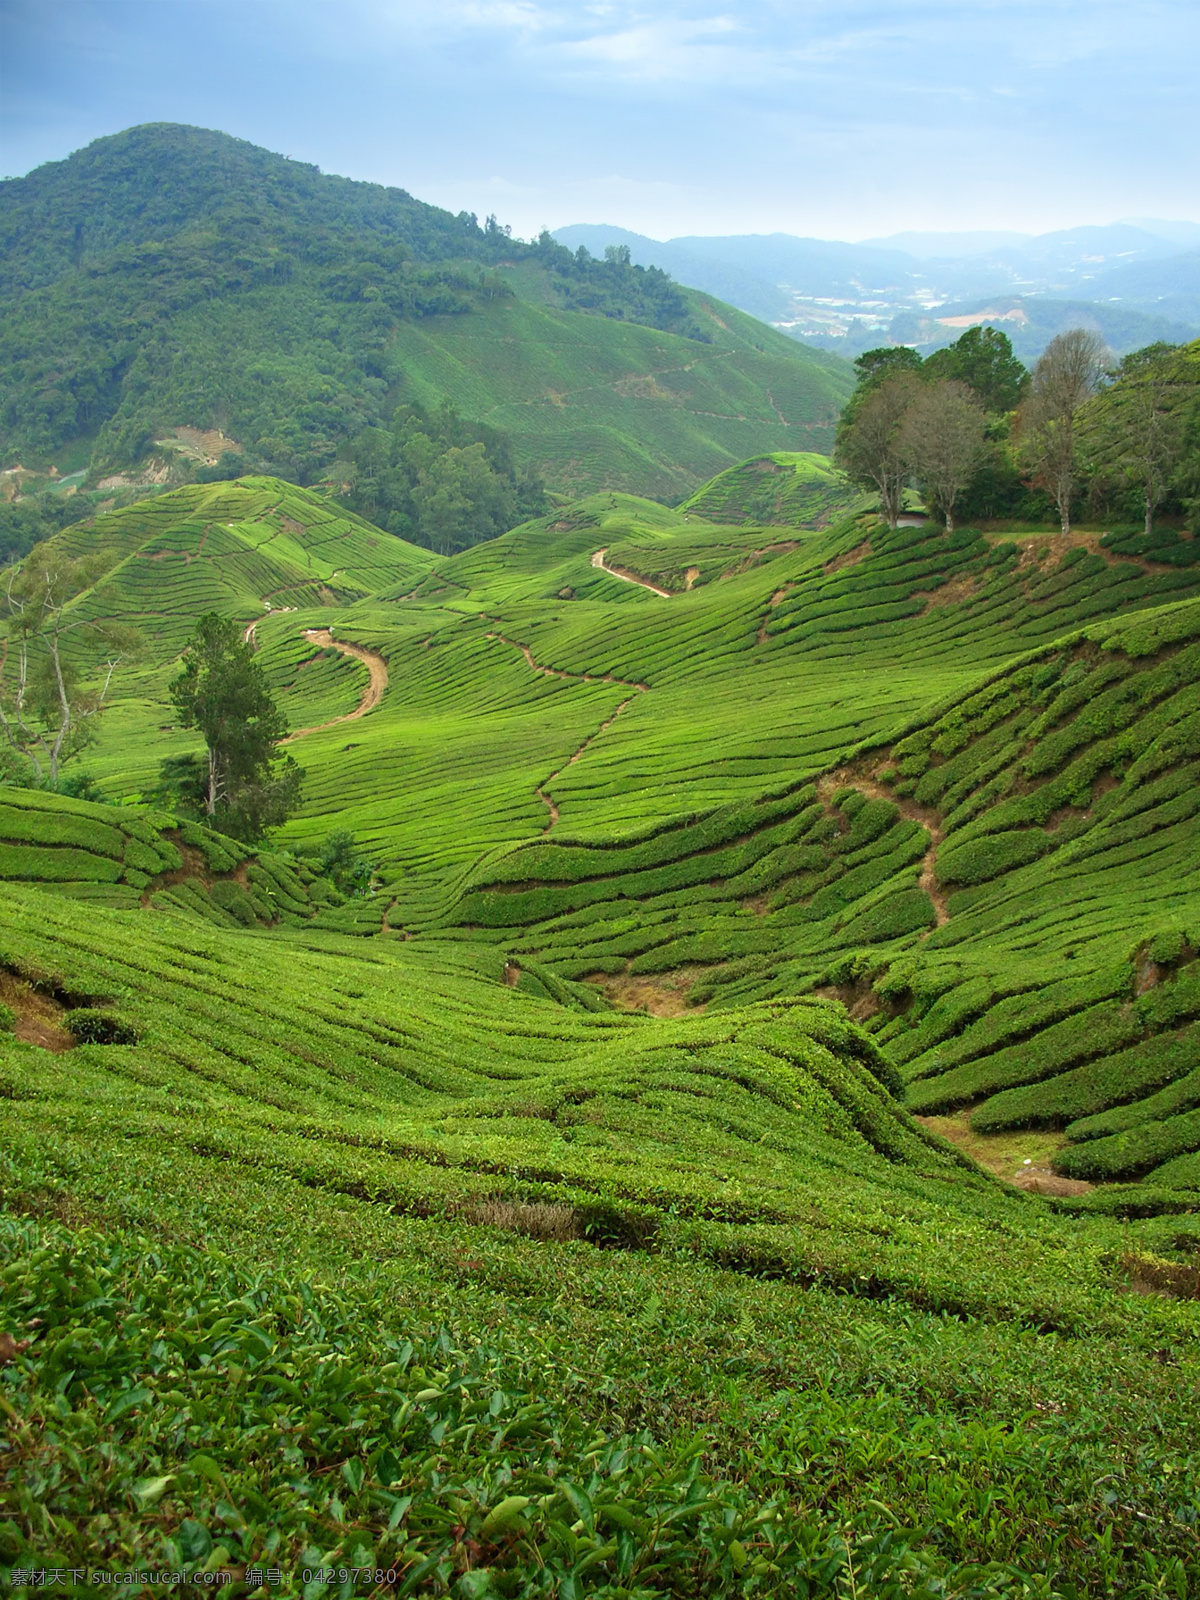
xmin=0 ymin=123 xmax=853 ymax=500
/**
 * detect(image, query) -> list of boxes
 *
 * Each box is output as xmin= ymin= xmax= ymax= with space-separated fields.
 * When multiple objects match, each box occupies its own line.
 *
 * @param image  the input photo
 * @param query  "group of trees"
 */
xmin=834 ymin=326 xmax=1025 ymax=532
xmin=331 ymin=399 xmax=547 ymax=554
xmin=836 ymin=324 xmax=1199 ymax=536
xmin=1078 ymin=342 xmax=1198 ymax=537
xmin=2 ymin=123 xmax=713 ymax=480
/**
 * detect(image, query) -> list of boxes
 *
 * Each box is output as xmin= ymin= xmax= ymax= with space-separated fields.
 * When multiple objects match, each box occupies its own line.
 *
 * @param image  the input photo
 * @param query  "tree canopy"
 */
xmin=164 ymin=612 xmax=303 ymax=842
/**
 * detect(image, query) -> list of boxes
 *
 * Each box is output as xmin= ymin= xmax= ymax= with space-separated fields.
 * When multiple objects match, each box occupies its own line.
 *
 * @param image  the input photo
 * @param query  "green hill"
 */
xmin=681 ymin=450 xmax=860 ymax=526
xmin=3 ymin=462 xmax=1200 ymax=1591
xmin=3 ymin=876 xmax=1199 ymax=1592
xmin=51 ymin=475 xmax=431 ymax=655
xmin=0 ymin=124 xmax=852 ymax=500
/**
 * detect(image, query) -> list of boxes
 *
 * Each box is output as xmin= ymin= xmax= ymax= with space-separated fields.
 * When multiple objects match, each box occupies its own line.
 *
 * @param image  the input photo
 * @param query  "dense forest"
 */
xmin=0 ymin=123 xmax=715 ymax=481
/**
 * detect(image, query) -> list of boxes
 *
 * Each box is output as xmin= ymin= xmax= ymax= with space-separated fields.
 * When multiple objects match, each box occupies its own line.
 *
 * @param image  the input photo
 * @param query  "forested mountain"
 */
xmin=0 ymin=123 xmax=852 ymax=499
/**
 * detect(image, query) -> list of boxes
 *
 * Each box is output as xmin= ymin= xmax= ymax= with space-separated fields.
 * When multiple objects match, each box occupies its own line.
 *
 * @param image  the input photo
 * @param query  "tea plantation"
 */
xmin=2 ymin=467 xmax=1200 ymax=1594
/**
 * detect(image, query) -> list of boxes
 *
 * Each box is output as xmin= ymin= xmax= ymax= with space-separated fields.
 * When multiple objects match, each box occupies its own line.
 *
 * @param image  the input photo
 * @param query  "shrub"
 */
xmin=935 ymin=828 xmax=1054 ymax=887
xmin=208 ymin=880 xmax=260 ymax=927
xmin=64 ymin=1008 xmax=139 ymax=1046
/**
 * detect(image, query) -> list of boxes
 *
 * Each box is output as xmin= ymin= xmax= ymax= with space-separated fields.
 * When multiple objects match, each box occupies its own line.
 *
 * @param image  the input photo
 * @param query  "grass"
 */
xmin=4 ymin=460 xmax=1200 ymax=1591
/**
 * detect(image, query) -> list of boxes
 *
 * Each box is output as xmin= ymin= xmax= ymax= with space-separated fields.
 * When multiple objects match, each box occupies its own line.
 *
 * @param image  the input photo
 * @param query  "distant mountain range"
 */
xmin=553 ymin=220 xmax=1200 ymax=361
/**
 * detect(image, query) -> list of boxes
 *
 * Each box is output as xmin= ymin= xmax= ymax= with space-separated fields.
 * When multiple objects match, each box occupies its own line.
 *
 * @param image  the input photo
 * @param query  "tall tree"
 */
xmin=834 ymin=371 xmax=921 ymax=529
xmin=899 ymin=380 xmax=988 ymax=534
xmin=1017 ymin=329 xmax=1108 ymax=536
xmin=923 ymin=325 xmax=1029 ymax=413
xmin=166 ymin=612 xmax=302 ymax=842
xmin=1080 ymin=344 xmax=1188 ymax=537
xmin=0 ymin=546 xmax=137 ymax=785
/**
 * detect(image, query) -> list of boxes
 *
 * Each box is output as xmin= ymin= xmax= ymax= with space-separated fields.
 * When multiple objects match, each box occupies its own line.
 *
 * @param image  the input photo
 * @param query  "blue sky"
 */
xmin=2 ymin=0 xmax=1197 ymax=240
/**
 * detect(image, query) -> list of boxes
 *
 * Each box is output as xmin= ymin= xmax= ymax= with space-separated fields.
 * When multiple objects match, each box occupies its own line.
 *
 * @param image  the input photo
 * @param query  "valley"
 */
xmin=1 ymin=124 xmax=1199 ymax=1600
xmin=2 ymin=448 xmax=1199 ymax=1592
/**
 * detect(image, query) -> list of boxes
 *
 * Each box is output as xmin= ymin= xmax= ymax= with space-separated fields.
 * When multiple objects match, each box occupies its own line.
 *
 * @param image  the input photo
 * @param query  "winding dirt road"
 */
xmin=282 ymin=629 xmax=389 ymax=743
xmin=590 ymin=548 xmax=674 ymax=598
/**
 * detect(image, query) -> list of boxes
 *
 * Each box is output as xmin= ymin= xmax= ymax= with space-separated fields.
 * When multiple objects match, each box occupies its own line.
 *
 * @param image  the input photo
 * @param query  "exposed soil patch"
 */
xmin=156 ymin=426 xmax=242 ymax=465
xmin=756 ymin=584 xmax=794 ymax=645
xmin=814 ymin=979 xmax=883 ymax=1023
xmin=462 ymin=1198 xmax=582 ymax=1241
xmin=914 ymin=573 xmax=981 ymax=613
xmin=824 ymin=539 xmax=872 ymax=576
xmin=989 ymin=529 xmax=1180 ymax=583
xmin=916 ymin=1110 xmax=1089 ymax=1192
xmin=282 ymin=629 xmax=388 ymax=742
xmin=582 ymin=966 xmax=706 ymax=1017
xmin=1121 ymin=1251 xmax=1200 ymax=1300
xmin=590 ymin=548 xmax=673 ymax=598
xmin=0 ymin=970 xmax=76 ymax=1052
xmin=1011 ymin=1167 xmax=1094 ymax=1198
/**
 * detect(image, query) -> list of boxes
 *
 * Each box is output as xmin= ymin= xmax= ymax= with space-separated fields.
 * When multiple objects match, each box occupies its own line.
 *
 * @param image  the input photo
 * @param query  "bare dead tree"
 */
xmin=0 ymin=546 xmax=138 ymax=785
xmin=833 ymin=371 xmax=922 ymax=529
xmin=1017 ymin=328 xmax=1108 ymax=536
xmin=898 ymin=380 xmax=987 ymax=534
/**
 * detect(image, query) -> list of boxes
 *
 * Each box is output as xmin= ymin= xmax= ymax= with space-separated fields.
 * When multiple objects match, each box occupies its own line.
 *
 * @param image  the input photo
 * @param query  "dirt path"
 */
xmin=818 ymin=768 xmax=951 ymax=929
xmin=281 ymin=629 xmax=389 ymax=743
xmin=590 ymin=549 xmax=674 ymax=599
xmin=757 ymin=585 xmax=794 ymax=645
xmin=485 ymin=629 xmax=648 ymax=832
xmin=243 ymin=603 xmax=298 ymax=646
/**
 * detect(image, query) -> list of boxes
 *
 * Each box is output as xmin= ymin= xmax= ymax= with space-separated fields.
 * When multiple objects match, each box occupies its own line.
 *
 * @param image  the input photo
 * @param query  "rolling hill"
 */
xmin=2 ymin=460 xmax=1200 ymax=1592
xmin=0 ymin=124 xmax=853 ymax=502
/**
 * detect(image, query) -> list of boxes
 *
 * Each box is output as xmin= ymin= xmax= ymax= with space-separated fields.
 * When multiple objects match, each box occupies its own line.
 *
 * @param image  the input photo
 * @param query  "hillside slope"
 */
xmin=4 ymin=460 xmax=1200 ymax=1589
xmin=30 ymin=461 xmax=1200 ymax=1184
xmin=0 ymin=123 xmax=853 ymax=498
xmin=1 ymin=884 xmax=1198 ymax=1592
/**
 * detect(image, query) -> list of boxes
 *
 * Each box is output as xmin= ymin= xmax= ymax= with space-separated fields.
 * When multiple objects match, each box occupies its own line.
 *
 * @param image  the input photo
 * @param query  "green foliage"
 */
xmin=0 ymin=487 xmax=95 ymax=566
xmin=0 ymin=888 xmax=1198 ymax=1593
xmin=313 ymin=829 xmax=375 ymax=897
xmin=167 ymin=612 xmax=302 ymax=843
xmin=334 ymin=401 xmax=545 ymax=547
xmin=0 ymin=542 xmax=140 ymax=785
xmin=1080 ymin=340 xmax=1200 ymax=531
xmin=681 ymin=451 xmax=858 ymax=528
xmin=63 ymin=1006 xmax=139 ymax=1045
xmin=923 ymin=326 xmax=1030 ymax=414
xmin=0 ymin=784 xmax=328 ymax=926
xmin=3 ymin=434 xmax=1200 ymax=1585
xmin=0 ymin=122 xmax=852 ymax=500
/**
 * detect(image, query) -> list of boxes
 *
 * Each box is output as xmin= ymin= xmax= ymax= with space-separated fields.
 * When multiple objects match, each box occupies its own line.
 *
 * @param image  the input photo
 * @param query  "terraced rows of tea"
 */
xmin=2 ymin=884 xmax=1198 ymax=1590
xmin=24 ymin=477 xmax=1200 ymax=1183
xmin=3 ymin=468 xmax=1200 ymax=1592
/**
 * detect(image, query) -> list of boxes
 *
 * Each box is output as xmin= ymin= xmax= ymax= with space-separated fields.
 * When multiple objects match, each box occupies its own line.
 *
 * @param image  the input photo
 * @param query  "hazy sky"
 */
xmin=2 ymin=0 xmax=1198 ymax=241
